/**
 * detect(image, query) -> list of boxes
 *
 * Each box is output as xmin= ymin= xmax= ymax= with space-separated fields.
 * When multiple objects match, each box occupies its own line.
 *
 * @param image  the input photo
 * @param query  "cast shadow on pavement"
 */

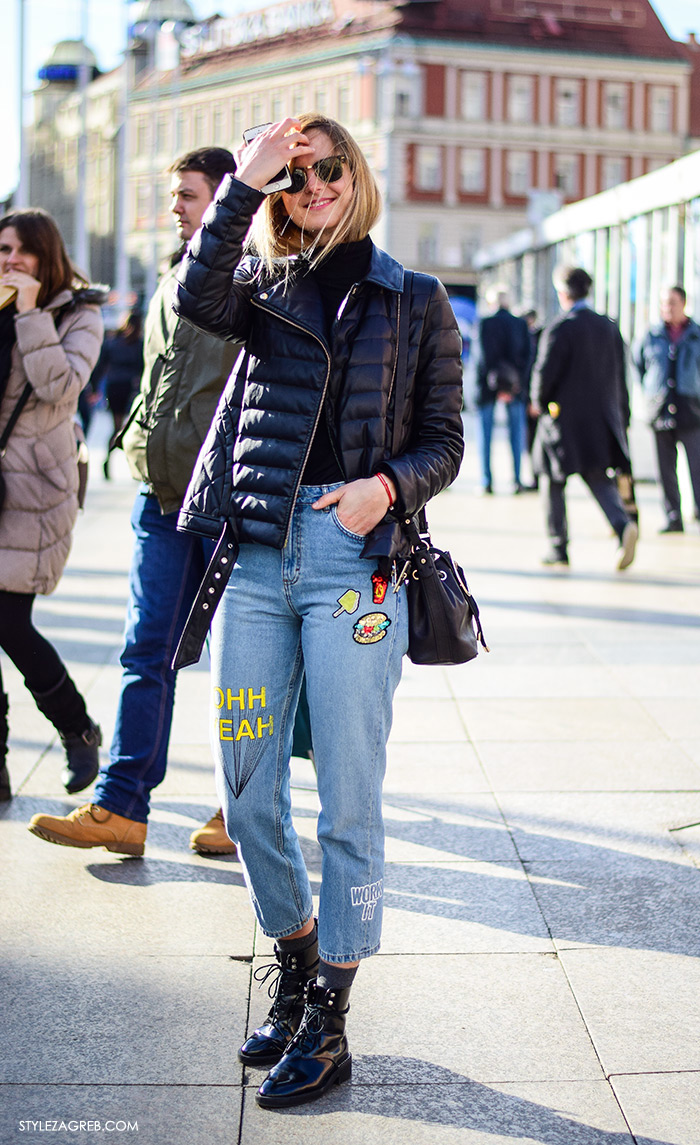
xmin=275 ymin=1055 xmax=674 ymax=1145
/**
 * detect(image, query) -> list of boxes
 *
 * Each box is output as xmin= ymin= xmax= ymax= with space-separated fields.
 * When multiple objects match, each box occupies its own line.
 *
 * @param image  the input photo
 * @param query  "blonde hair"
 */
xmin=247 ymin=113 xmax=382 ymax=274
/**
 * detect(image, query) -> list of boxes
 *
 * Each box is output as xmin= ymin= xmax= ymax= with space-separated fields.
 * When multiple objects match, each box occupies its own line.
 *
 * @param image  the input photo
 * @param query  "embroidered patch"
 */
xmin=333 ymin=589 xmax=361 ymax=617
xmin=214 ymin=684 xmax=272 ymax=797
xmin=371 ymin=570 xmax=389 ymax=604
xmin=353 ymin=612 xmax=391 ymax=644
xmin=351 ymin=879 xmax=383 ymax=920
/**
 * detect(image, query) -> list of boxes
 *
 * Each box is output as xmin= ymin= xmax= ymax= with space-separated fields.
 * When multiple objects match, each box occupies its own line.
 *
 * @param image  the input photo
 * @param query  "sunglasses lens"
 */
xmin=289 ymin=157 xmax=345 ymax=193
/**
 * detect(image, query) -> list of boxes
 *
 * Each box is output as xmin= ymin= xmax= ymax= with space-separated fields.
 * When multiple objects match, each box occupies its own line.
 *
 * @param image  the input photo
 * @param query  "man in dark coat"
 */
xmin=476 ymin=288 xmax=532 ymax=493
xmin=531 ymin=266 xmax=637 ymax=570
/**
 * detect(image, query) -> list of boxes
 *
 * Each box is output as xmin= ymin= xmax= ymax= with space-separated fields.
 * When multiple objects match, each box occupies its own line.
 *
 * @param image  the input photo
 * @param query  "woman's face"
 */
xmin=0 ymin=227 xmax=40 ymax=280
xmin=281 ymin=130 xmax=353 ymax=237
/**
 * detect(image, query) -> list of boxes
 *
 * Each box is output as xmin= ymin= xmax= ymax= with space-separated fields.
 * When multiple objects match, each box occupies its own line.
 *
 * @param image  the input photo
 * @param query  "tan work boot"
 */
xmin=28 ymin=804 xmax=146 ymax=857
xmin=190 ymin=808 xmax=237 ymax=856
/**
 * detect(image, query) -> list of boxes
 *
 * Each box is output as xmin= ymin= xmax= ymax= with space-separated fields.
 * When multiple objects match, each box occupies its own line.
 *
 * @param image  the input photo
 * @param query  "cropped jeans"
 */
xmin=210 ymin=485 xmax=408 ymax=964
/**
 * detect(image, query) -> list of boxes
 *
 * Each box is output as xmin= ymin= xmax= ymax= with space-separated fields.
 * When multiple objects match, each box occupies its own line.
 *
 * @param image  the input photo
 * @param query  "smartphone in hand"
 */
xmin=242 ymin=123 xmax=292 ymax=194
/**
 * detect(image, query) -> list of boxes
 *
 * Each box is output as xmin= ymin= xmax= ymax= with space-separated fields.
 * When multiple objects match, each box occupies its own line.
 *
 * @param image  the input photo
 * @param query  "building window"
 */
xmin=292 ymin=88 xmax=304 ymax=117
xmin=602 ymin=156 xmax=626 ymax=189
xmin=554 ymin=80 xmax=581 ymax=128
xmin=135 ymin=118 xmax=148 ymax=156
xmin=459 ymin=148 xmax=486 ymax=194
xmin=135 ymin=183 xmax=151 ymax=228
xmin=194 ymin=107 xmax=207 ymax=144
xmin=604 ymin=83 xmax=627 ymax=130
xmin=338 ymin=83 xmax=351 ymax=123
xmin=507 ymin=75 xmax=533 ymax=124
xmin=213 ymin=107 xmax=226 ymax=143
xmin=461 ymin=71 xmax=486 ymax=122
xmin=506 ymin=150 xmax=531 ymax=196
xmin=232 ymin=104 xmax=243 ymax=142
xmin=415 ymin=145 xmax=443 ymax=192
xmin=461 ymin=230 xmax=482 ymax=266
xmin=395 ymin=89 xmax=411 ymax=118
xmin=271 ymin=92 xmax=284 ymax=122
xmin=314 ymin=88 xmax=328 ymax=114
xmin=155 ymin=115 xmax=168 ymax=155
xmin=417 ymin=226 xmax=438 ymax=264
xmin=650 ymin=86 xmax=673 ymax=133
xmin=251 ymin=97 xmax=264 ymax=125
xmin=553 ymin=153 xmax=579 ymax=198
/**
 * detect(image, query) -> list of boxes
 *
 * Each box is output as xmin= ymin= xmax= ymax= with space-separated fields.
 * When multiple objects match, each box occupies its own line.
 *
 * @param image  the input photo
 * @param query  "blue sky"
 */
xmin=1 ymin=0 xmax=697 ymax=201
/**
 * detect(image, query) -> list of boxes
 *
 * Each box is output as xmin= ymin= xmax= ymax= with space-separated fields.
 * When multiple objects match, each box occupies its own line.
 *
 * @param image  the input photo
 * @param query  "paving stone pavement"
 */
xmin=2 ymin=412 xmax=700 ymax=1145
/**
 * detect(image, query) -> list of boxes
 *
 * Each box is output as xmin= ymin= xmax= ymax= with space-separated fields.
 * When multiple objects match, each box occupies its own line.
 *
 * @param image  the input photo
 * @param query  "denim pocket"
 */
xmin=330 ymin=504 xmax=367 ymax=542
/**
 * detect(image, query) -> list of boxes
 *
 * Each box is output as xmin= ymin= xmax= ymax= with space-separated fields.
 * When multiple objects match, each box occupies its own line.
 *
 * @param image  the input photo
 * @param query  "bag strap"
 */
xmin=391 ymin=269 xmax=414 ymax=460
xmin=0 ymin=382 xmax=32 ymax=454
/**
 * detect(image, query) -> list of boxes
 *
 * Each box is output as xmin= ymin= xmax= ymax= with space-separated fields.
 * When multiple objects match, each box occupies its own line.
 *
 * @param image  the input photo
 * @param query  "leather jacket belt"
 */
xmin=172 ymin=519 xmax=239 ymax=670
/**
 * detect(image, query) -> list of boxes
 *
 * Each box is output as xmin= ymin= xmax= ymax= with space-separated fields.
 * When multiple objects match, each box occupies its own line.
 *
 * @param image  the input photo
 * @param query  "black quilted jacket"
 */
xmin=173 ymin=175 xmax=464 ymax=557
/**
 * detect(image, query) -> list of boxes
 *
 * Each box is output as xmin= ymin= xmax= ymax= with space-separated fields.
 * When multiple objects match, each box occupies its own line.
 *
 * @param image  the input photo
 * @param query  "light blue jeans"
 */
xmin=478 ymin=398 xmax=526 ymax=488
xmin=209 ymin=485 xmax=408 ymax=963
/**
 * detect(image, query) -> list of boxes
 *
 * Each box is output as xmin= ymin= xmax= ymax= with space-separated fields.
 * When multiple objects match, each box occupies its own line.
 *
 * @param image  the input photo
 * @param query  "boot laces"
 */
xmin=253 ymin=961 xmax=282 ymax=1000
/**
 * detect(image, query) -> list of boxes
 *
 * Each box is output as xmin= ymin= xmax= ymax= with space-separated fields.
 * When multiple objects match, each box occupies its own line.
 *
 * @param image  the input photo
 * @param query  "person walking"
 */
xmin=28 ymin=148 xmax=240 ymax=854
xmin=0 ymin=208 xmax=105 ymax=801
xmin=98 ymin=310 xmax=143 ymax=479
xmin=170 ymin=113 xmax=464 ymax=1109
xmin=531 ymin=265 xmax=638 ymax=570
xmin=476 ymin=287 xmax=531 ymax=494
xmin=634 ymin=285 xmax=700 ymax=533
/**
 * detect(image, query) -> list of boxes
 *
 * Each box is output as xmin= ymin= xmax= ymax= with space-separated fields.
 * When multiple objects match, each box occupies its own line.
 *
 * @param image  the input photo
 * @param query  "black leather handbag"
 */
xmin=397 ymin=515 xmax=488 ymax=665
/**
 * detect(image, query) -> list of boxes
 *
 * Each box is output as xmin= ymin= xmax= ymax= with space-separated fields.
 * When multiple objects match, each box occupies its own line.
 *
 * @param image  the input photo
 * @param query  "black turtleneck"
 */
xmin=301 ymin=236 xmax=373 ymax=485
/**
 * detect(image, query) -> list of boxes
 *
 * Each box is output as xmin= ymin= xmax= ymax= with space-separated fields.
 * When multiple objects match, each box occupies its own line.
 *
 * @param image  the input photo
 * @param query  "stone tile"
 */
xmin=0 ymin=953 xmax=249 ymax=1084
xmin=2 ymin=797 xmax=252 ymax=956
xmin=389 ymin=698 xmax=468 ymax=743
xmin=346 ymin=953 xmax=604 ymax=1084
xmin=395 ymin=661 xmax=453 ymax=698
xmin=381 ymin=794 xmax=519 ymax=862
xmin=639 ymin=699 xmax=700 ymax=741
xmin=559 ymin=947 xmax=700 ymax=1074
xmin=611 ymin=1072 xmax=700 ymax=1145
xmin=241 ymin=1079 xmax=632 ymax=1145
xmin=0 ymin=1085 xmax=242 ymax=1145
xmin=458 ymin=698 xmax=663 ymax=743
xmin=496 ymin=793 xmax=700 ymax=862
xmin=384 ymin=742 xmax=490 ymax=795
xmin=610 ymin=665 xmax=700 ymax=699
xmin=524 ymin=857 xmax=700 ymax=956
xmin=478 ymin=740 xmax=700 ymax=792
xmin=380 ymin=861 xmax=553 ymax=954
xmin=448 ymin=664 xmax=627 ymax=700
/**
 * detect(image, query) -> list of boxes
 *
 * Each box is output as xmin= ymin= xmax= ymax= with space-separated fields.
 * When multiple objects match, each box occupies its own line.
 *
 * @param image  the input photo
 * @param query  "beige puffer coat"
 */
xmin=0 ymin=289 xmax=104 ymax=595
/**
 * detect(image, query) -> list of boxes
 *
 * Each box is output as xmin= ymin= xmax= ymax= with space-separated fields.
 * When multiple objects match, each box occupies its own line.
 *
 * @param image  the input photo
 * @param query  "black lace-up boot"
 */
xmin=30 ymin=672 xmax=102 ymax=794
xmin=0 ymin=691 xmax=10 ymax=801
xmin=239 ymin=928 xmax=319 ymax=1067
xmin=255 ymin=981 xmax=352 ymax=1109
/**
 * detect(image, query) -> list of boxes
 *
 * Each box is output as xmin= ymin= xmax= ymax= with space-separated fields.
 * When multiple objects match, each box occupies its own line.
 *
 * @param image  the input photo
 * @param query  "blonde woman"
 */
xmin=174 ymin=115 xmax=464 ymax=1108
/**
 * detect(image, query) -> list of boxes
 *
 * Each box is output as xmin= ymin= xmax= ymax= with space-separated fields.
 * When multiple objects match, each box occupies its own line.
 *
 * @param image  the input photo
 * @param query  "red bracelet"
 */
xmin=376 ymin=472 xmax=394 ymax=507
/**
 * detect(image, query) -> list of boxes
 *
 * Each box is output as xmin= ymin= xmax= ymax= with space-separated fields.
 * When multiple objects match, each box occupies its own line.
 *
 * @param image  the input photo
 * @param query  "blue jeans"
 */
xmin=210 ymin=485 xmax=408 ymax=964
xmin=94 ymin=490 xmax=213 ymax=823
xmin=478 ymin=399 xmax=526 ymax=487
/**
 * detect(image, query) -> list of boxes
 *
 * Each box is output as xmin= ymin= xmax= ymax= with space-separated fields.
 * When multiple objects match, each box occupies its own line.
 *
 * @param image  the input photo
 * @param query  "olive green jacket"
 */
xmin=121 ymin=262 xmax=239 ymax=514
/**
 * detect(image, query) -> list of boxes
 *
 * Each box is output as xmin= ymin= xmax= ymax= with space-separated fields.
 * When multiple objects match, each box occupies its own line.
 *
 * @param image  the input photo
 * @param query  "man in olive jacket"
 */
xmin=29 ymin=148 xmax=241 ymax=857
xmin=531 ymin=265 xmax=638 ymax=570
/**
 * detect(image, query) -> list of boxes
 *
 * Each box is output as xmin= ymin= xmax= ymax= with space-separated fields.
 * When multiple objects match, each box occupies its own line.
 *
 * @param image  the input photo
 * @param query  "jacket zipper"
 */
xmin=386 ymin=292 xmax=401 ymax=421
xmin=251 ymin=297 xmax=332 ymax=548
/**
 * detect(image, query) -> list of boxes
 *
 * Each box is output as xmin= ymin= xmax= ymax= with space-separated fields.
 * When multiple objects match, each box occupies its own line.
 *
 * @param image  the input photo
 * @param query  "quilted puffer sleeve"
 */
xmin=14 ymin=304 xmax=103 ymax=406
xmin=174 ymin=176 xmax=267 ymax=343
xmin=383 ymin=274 xmax=464 ymax=515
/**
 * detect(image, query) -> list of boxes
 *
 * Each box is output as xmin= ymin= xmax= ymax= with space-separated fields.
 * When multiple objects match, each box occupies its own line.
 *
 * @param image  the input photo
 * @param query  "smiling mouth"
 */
xmin=306 ymin=197 xmax=334 ymax=210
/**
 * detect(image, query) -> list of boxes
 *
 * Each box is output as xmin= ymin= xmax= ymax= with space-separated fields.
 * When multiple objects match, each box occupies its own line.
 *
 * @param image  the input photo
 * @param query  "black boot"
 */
xmin=30 ymin=673 xmax=102 ymax=794
xmin=0 ymin=691 xmax=10 ymax=801
xmin=255 ymin=981 xmax=352 ymax=1109
xmin=239 ymin=929 xmax=319 ymax=1067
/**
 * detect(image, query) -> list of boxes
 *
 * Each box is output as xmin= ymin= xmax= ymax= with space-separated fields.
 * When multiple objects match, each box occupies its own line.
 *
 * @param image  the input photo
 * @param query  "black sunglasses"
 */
xmin=288 ymin=155 xmax=347 ymax=195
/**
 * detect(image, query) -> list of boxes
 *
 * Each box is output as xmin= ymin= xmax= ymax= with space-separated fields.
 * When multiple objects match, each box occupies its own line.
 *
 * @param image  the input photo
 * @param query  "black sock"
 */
xmin=316 ymin=959 xmax=358 ymax=991
xmin=277 ymin=920 xmax=317 ymax=954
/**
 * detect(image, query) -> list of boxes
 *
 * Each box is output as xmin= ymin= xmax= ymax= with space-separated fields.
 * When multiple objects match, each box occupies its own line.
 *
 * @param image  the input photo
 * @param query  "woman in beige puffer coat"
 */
xmin=0 ymin=208 xmax=105 ymax=802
